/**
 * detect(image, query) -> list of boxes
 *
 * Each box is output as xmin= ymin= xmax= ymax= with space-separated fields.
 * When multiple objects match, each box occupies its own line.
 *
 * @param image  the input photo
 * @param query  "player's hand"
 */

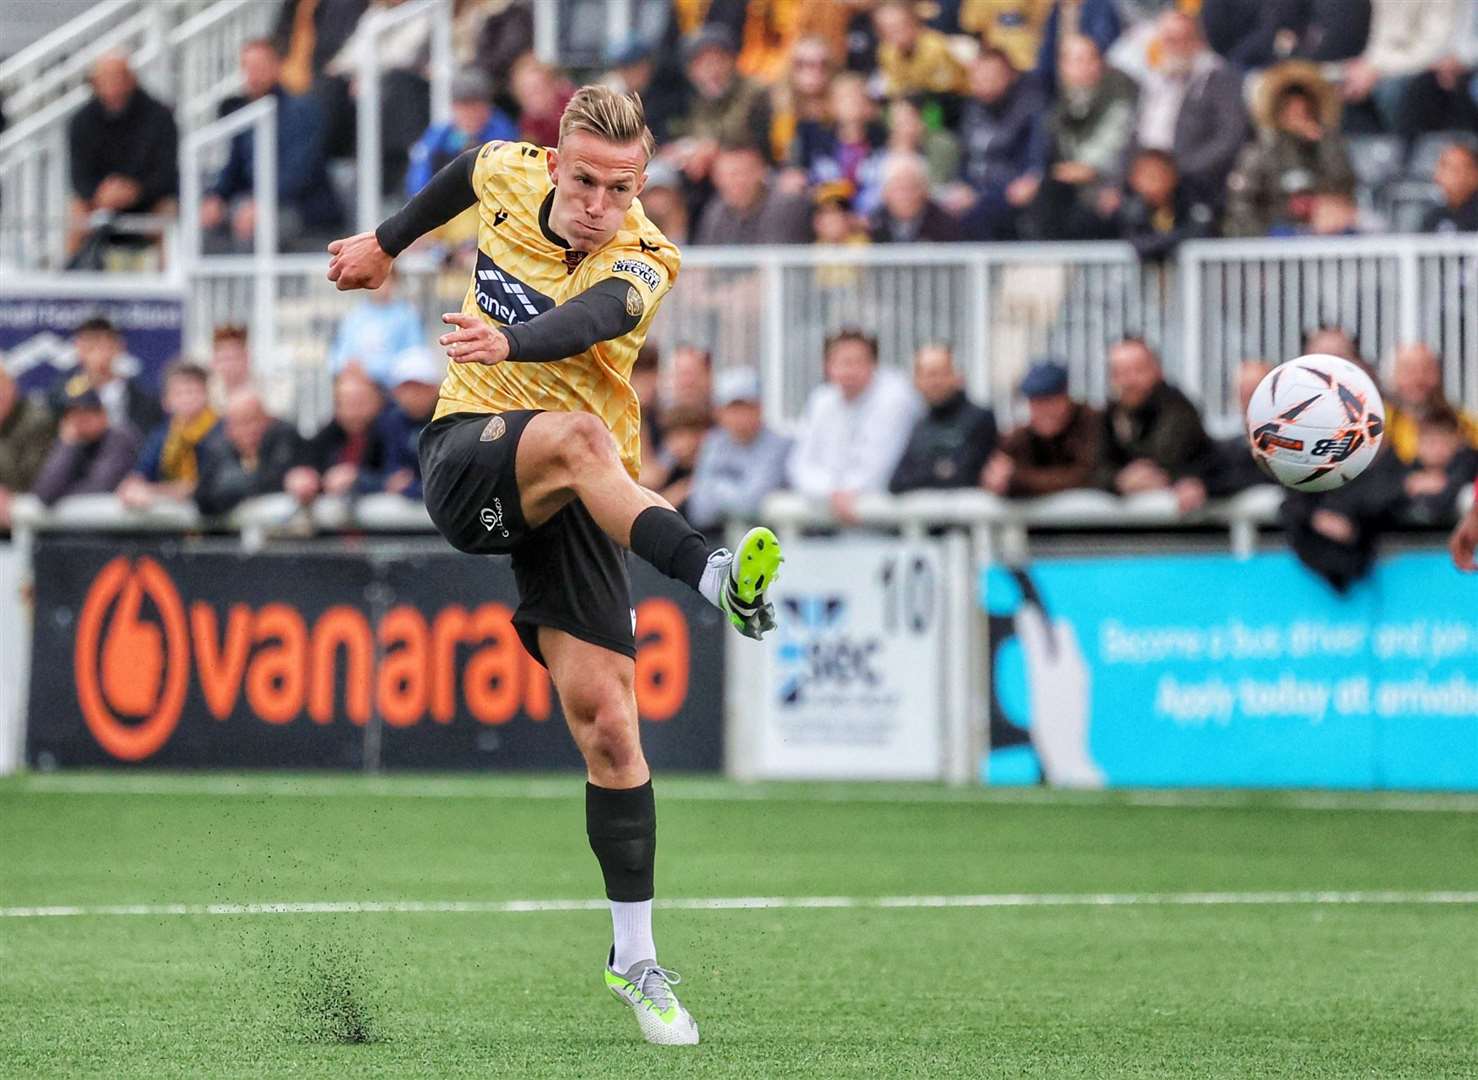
xmin=1451 ymin=503 xmax=1478 ymax=572
xmin=439 ymin=313 xmax=509 ymax=365
xmin=327 ymin=231 xmax=393 ymax=291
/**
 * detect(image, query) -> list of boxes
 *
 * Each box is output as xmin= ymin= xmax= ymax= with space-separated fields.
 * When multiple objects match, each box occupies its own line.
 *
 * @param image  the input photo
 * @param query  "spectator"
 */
xmin=1422 ymin=142 xmax=1478 ymax=235
xmin=665 ymin=345 xmax=715 ymax=418
xmin=270 ymin=0 xmax=368 ymax=95
xmin=509 ymin=53 xmax=575 ymax=148
xmin=1400 ymin=2 xmax=1478 ymax=134
xmin=222 ymin=14 xmax=304 ymax=116
xmin=1281 ymin=445 xmax=1405 ymax=592
xmin=405 ymin=71 xmax=517 ymax=198
xmin=1129 ymin=12 xmax=1247 ymax=206
xmin=1302 ymin=325 xmax=1361 ymax=363
xmin=645 ymin=405 xmax=710 ymax=517
xmin=603 ymin=37 xmax=686 ymax=145
xmin=0 ymin=366 xmax=57 ymax=529
xmin=873 ymin=0 xmax=966 ymax=99
xmin=66 ymin=316 xmax=164 ymax=436
xmin=209 ymin=324 xmax=253 ymax=408
xmin=1206 ymin=359 xmax=1274 ymax=497
xmin=1224 ymin=62 xmax=1354 ymax=237
xmin=1025 ymin=35 xmax=1138 ymax=241
xmin=1035 ymin=0 xmax=1123 ymax=95
xmin=65 ymin=51 xmax=179 ymax=265
xmin=812 ymin=180 xmax=870 ymax=246
xmin=465 ymin=0 xmax=535 ymax=106
xmin=1098 ymin=337 xmax=1214 ymax=512
xmin=1339 ymin=0 xmax=1463 ymax=134
xmin=870 ymin=153 xmax=957 ymax=243
xmin=631 ymin=342 xmax=664 ymax=466
xmin=959 ymin=0 xmax=1053 ymax=74
xmin=1384 ymin=343 xmax=1478 ymax=465
xmin=668 ymin=26 xmax=772 ymax=185
xmin=116 ymin=362 xmax=220 ymax=510
xmin=284 ymin=370 xmax=387 ymax=507
xmin=1401 ymin=407 xmax=1478 ymax=526
xmin=1202 ymin=0 xmax=1371 ymax=70
xmin=768 ymin=35 xmax=837 ymax=170
xmin=201 ymin=39 xmax=344 ymax=252
xmin=1109 ymin=149 xmax=1216 ymax=260
xmin=328 ymin=271 xmax=425 ymax=385
xmin=638 ymin=161 xmax=691 ymax=245
xmin=983 ymin=360 xmax=1102 ymax=497
xmin=687 ymin=367 xmax=791 ymax=533
xmin=694 ymin=143 xmax=812 ymax=245
xmin=889 ymin=344 xmax=997 ymax=492
xmin=952 ymin=47 xmax=1047 ymax=240
xmin=31 ymin=385 xmax=139 ymax=507
xmin=790 ymin=73 xmax=886 ymax=211
xmin=787 ymin=328 xmax=923 ymax=523
xmin=195 ymin=387 xmax=301 ymax=516
xmin=363 ymin=346 xmax=441 ymax=498
xmin=884 ymin=96 xmax=960 ymax=188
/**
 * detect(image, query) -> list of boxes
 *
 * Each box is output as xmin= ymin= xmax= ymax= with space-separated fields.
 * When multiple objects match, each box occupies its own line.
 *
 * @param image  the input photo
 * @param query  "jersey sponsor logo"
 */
xmin=613 ymin=258 xmax=662 ymax=293
xmin=480 ymin=499 xmax=510 ymax=538
xmin=625 ymin=285 xmax=644 ymax=319
xmin=474 ymin=250 xmax=555 ymax=325
xmin=480 ymin=415 xmax=507 ymax=442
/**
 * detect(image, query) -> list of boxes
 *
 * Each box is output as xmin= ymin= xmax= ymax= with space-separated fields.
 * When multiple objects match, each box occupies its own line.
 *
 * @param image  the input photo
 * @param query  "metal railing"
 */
xmin=168 ymin=0 xmax=278 ymax=135
xmin=166 ymin=235 xmax=1474 ymax=440
xmin=354 ymin=0 xmax=453 ymax=231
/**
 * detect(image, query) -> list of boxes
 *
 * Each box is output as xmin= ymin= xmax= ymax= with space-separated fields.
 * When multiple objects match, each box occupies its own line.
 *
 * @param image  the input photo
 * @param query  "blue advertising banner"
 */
xmin=982 ymin=552 xmax=1478 ymax=790
xmin=0 ymin=284 xmax=184 ymax=397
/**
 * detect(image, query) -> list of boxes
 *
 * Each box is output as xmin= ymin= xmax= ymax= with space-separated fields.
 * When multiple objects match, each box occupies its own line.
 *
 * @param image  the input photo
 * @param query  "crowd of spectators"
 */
xmin=48 ymin=0 xmax=1477 ymax=265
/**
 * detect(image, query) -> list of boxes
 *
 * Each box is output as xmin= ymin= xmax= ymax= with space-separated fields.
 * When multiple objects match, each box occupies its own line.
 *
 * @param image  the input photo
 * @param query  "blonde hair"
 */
xmin=559 ymin=84 xmax=657 ymax=161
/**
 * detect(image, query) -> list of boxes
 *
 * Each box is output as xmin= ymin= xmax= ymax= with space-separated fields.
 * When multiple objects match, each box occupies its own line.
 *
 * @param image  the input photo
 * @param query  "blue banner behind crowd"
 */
xmin=0 ymin=289 xmax=184 ymax=396
xmin=983 ymin=552 xmax=1478 ymax=790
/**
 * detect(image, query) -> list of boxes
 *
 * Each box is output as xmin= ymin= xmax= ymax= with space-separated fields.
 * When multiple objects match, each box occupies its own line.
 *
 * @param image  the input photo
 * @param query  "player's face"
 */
xmin=549 ymin=131 xmax=648 ymax=250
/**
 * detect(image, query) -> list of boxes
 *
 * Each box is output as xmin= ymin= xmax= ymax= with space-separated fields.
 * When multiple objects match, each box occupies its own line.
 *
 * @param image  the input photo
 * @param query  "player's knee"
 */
xmin=559 ymin=413 xmax=619 ymax=474
xmin=571 ymin=691 xmax=640 ymax=772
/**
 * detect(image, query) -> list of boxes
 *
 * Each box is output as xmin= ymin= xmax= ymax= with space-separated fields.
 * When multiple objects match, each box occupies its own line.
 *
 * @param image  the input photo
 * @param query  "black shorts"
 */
xmin=419 ymin=410 xmax=635 ymax=666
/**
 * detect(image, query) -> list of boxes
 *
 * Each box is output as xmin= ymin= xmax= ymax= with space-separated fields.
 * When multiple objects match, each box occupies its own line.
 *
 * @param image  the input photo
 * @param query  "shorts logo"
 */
xmin=625 ymin=285 xmax=644 ymax=319
xmin=480 ymin=415 xmax=507 ymax=442
xmin=612 ymin=258 xmax=661 ymax=293
xmin=480 ymin=499 xmax=510 ymax=538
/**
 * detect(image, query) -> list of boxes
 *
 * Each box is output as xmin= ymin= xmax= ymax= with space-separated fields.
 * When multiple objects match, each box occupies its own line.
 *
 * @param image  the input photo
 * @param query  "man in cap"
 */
xmin=31 ymin=384 xmax=140 ymax=506
xmin=983 ymin=360 xmax=1103 ymax=497
xmin=364 ymin=346 xmax=443 ymax=498
xmin=667 ymin=25 xmax=772 ymax=185
xmin=405 ymin=71 xmax=518 ymax=199
xmin=686 ymin=367 xmax=791 ymax=534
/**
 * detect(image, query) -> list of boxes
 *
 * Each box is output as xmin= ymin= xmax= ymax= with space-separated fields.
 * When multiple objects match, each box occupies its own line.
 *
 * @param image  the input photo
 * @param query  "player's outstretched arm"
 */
xmin=326 ymin=146 xmax=481 ymax=291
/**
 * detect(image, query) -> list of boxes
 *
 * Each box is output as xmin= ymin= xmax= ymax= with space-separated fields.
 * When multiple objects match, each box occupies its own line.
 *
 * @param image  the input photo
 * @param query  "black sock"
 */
xmin=629 ymin=506 xmax=708 ymax=591
xmin=586 ymin=781 xmax=656 ymax=902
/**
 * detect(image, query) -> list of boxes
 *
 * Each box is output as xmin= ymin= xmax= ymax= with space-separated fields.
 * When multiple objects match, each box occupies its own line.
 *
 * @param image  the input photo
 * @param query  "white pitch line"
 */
xmin=12 ymin=775 xmax=1478 ymax=814
xmin=3 ymin=891 xmax=1476 ymax=920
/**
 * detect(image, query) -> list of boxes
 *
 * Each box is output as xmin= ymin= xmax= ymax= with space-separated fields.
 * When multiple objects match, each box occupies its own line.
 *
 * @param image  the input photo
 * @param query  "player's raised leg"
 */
xmin=516 ymin=411 xmax=781 ymax=638
xmin=537 ymin=626 xmax=699 ymax=1046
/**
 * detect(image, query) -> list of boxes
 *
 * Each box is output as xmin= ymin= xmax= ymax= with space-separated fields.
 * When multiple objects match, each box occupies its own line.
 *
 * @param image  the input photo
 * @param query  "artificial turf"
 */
xmin=2 ymin=773 xmax=1475 ymax=1079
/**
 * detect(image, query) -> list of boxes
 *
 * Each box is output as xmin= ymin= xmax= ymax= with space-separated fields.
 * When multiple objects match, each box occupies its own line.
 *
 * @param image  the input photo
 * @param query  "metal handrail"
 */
xmin=354 ymin=0 xmax=453 ymax=232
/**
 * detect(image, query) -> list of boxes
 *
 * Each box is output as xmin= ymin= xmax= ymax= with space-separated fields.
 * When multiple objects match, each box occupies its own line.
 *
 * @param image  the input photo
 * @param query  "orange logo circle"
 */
xmin=74 ymin=556 xmax=189 ymax=761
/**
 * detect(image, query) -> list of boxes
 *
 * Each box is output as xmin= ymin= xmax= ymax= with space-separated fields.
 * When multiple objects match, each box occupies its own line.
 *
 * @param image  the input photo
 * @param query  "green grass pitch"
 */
xmin=2 ymin=774 xmax=1476 ymax=1079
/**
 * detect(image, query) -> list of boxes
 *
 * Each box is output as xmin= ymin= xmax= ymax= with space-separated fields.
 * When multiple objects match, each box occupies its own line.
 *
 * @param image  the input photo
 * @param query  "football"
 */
xmin=1245 ymin=354 xmax=1386 ymax=492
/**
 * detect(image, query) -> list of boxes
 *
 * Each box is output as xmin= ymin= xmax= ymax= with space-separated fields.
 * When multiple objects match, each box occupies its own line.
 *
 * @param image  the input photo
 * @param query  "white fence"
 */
xmin=157 ymin=234 xmax=1478 ymax=436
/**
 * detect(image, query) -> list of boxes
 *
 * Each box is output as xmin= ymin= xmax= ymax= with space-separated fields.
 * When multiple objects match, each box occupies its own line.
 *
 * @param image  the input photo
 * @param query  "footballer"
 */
xmin=326 ymin=86 xmax=781 ymax=1046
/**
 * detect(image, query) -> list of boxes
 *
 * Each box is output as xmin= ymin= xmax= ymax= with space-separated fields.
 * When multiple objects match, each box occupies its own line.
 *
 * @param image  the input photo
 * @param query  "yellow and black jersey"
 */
xmin=435 ymin=140 xmax=681 ymax=479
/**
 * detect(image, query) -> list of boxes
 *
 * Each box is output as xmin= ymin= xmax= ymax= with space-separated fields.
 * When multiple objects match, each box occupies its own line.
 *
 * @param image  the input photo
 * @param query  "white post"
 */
xmin=761 ymin=256 xmax=788 ymax=426
xmin=532 ymin=0 xmax=559 ymax=63
xmin=429 ymin=0 xmax=453 ymax=127
xmin=357 ymin=27 xmax=383 ymax=233
xmin=252 ymin=100 xmax=279 ymax=398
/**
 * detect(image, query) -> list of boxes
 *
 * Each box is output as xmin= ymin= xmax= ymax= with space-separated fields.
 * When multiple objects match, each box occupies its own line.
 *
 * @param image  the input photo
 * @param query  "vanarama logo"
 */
xmin=73 ymin=557 xmax=690 ymax=762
